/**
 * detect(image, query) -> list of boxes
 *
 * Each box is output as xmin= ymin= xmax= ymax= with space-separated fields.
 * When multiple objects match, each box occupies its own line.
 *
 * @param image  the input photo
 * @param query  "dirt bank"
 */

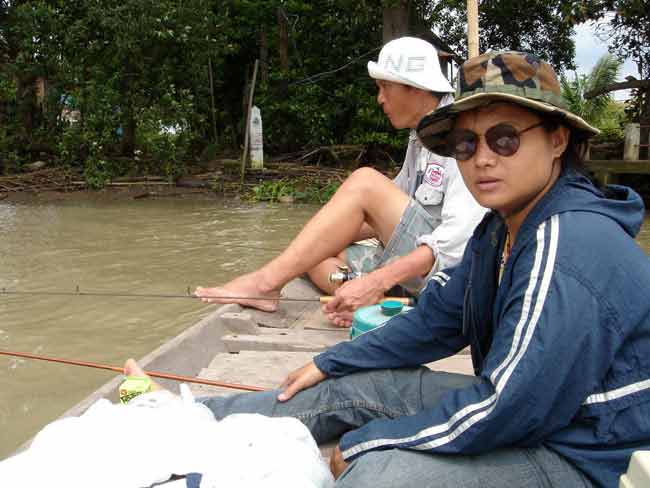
xmin=0 ymin=160 xmax=353 ymax=205
xmin=0 ymin=184 xmax=224 ymax=204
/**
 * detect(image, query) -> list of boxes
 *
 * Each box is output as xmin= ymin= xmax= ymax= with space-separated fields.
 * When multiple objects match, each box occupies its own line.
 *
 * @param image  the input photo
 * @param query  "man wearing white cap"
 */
xmin=195 ymin=37 xmax=486 ymax=326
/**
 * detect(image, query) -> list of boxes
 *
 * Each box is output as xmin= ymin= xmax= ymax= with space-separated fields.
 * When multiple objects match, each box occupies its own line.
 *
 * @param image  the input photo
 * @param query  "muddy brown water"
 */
xmin=0 ymin=198 xmax=648 ymax=459
xmin=0 ymin=198 xmax=316 ymax=458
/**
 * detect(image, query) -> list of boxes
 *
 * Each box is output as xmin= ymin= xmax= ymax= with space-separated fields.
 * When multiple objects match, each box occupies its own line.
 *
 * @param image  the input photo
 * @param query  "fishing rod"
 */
xmin=0 ymin=288 xmax=317 ymax=302
xmin=223 ymin=244 xmax=284 ymax=252
xmin=0 ymin=288 xmax=414 ymax=305
xmin=0 ymin=350 xmax=265 ymax=392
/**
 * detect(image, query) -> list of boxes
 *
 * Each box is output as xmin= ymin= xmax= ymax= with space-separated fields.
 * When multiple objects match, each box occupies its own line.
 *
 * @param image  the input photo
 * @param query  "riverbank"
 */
xmin=2 ymin=161 xmax=650 ymax=207
xmin=0 ymin=160 xmax=354 ymax=204
xmin=0 ymin=182 xmax=221 ymax=204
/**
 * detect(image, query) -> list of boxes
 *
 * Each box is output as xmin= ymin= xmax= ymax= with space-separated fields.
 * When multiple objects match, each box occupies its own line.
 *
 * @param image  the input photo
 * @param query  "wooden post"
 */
xmin=642 ymin=86 xmax=650 ymax=159
xmin=277 ymin=8 xmax=289 ymax=73
xmin=260 ymin=28 xmax=269 ymax=84
xmin=467 ymin=0 xmax=479 ymax=58
xmin=382 ymin=0 xmax=410 ymax=43
xmin=208 ymin=57 xmax=218 ymax=145
xmin=277 ymin=7 xmax=289 ymax=98
xmin=240 ymin=59 xmax=260 ymax=185
xmin=624 ymin=123 xmax=640 ymax=161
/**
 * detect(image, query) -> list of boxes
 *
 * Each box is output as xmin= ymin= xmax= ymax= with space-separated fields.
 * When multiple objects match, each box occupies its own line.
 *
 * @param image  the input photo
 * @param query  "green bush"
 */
xmin=250 ymin=177 xmax=341 ymax=204
xmin=255 ymin=72 xmax=406 ymax=164
xmin=295 ymin=180 xmax=341 ymax=204
xmin=252 ymin=179 xmax=295 ymax=202
xmin=83 ymin=156 xmax=111 ymax=189
xmin=0 ymin=126 xmax=19 ymax=174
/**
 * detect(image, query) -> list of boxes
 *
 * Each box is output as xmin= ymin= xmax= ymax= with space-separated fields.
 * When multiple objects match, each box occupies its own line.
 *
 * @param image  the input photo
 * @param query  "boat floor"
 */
xmin=188 ymin=279 xmax=474 ymax=461
xmin=189 ymin=278 xmax=472 ymax=396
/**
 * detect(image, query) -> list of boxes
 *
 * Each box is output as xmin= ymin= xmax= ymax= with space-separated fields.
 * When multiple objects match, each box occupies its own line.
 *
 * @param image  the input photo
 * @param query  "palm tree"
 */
xmin=561 ymin=53 xmax=623 ymax=128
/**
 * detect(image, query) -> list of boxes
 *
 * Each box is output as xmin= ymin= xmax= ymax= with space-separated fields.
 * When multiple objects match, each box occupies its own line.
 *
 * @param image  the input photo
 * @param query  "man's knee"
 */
xmin=340 ymin=167 xmax=391 ymax=195
xmin=349 ymin=167 xmax=385 ymax=181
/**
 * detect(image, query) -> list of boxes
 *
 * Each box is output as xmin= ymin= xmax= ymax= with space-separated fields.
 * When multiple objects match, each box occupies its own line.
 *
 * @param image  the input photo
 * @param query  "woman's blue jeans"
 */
xmin=199 ymin=367 xmax=594 ymax=488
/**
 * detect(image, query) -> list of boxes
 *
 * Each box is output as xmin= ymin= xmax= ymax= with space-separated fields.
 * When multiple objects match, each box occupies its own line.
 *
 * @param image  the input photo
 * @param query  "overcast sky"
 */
xmin=573 ymin=21 xmax=638 ymax=100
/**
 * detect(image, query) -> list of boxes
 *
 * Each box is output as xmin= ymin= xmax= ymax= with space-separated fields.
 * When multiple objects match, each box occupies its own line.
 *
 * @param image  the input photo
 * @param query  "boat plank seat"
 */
xmin=221 ymin=328 xmax=349 ymax=353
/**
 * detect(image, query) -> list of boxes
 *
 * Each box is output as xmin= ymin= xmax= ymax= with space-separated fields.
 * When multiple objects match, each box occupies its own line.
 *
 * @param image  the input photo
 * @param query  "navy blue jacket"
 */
xmin=315 ymin=170 xmax=650 ymax=487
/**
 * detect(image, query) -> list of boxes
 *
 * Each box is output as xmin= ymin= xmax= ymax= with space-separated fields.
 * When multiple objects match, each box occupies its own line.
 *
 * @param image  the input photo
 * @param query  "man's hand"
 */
xmin=330 ymin=445 xmax=349 ymax=479
xmin=278 ymin=361 xmax=327 ymax=402
xmin=323 ymin=272 xmax=387 ymax=318
xmin=324 ymin=246 xmax=434 ymax=327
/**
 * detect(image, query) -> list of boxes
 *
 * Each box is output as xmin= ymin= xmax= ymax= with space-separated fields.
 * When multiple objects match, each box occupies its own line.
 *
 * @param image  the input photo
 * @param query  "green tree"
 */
xmin=421 ymin=0 xmax=577 ymax=72
xmin=54 ymin=0 xmax=223 ymax=155
xmin=561 ymin=53 xmax=623 ymax=127
xmin=562 ymin=1 xmax=650 ymax=136
xmin=0 ymin=0 xmax=598 ymax=181
xmin=563 ymin=1 xmax=649 ymax=79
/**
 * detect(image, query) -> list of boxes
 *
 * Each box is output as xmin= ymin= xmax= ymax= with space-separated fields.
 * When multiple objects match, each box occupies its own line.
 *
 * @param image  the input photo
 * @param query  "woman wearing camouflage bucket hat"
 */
xmin=121 ymin=53 xmax=650 ymax=487
xmin=401 ymin=51 xmax=650 ymax=486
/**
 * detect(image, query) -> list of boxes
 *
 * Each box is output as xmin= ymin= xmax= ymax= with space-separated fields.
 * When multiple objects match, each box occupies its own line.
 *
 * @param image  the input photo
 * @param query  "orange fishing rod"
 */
xmin=0 ymin=350 xmax=265 ymax=392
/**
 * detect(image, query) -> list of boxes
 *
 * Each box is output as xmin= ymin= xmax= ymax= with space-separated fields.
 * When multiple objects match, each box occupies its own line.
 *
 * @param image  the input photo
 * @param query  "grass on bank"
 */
xmin=249 ymin=177 xmax=341 ymax=204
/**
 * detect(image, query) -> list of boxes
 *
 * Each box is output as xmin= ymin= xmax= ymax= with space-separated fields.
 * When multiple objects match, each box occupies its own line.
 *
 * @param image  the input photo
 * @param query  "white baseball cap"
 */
xmin=368 ymin=36 xmax=454 ymax=93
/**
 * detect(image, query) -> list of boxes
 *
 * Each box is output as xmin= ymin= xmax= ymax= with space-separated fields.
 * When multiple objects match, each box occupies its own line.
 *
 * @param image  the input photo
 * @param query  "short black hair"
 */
xmin=534 ymin=111 xmax=615 ymax=192
xmin=430 ymin=91 xmax=448 ymax=101
xmin=536 ymin=112 xmax=590 ymax=174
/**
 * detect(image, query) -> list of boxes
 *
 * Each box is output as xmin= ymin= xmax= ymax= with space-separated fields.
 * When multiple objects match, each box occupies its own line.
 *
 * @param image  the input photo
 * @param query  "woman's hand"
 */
xmin=277 ymin=361 xmax=327 ymax=402
xmin=330 ymin=445 xmax=349 ymax=479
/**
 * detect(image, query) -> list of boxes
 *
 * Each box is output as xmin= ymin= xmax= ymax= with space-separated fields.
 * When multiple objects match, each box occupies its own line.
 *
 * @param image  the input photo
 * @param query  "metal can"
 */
xmin=119 ymin=376 xmax=152 ymax=404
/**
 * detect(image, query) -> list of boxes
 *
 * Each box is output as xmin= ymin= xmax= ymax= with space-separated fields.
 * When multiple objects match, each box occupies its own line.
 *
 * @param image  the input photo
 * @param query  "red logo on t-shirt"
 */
xmin=424 ymin=163 xmax=444 ymax=187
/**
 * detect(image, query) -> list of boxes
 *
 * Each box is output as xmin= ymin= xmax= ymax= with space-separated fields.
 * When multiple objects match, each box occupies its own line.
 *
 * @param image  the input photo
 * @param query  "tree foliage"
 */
xmin=421 ymin=0 xmax=576 ymax=72
xmin=562 ymin=1 xmax=649 ymax=77
xmin=0 ymin=0 xmax=585 ymax=181
xmin=561 ymin=53 xmax=622 ymax=126
xmin=561 ymin=0 xmax=650 ymax=123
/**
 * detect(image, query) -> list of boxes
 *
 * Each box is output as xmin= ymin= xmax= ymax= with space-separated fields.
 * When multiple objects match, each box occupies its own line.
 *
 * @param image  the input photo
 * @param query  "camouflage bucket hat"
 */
xmin=417 ymin=51 xmax=599 ymax=153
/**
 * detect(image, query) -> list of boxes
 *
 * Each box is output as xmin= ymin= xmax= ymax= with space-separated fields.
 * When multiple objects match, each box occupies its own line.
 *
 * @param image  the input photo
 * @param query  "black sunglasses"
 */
xmin=422 ymin=121 xmax=546 ymax=161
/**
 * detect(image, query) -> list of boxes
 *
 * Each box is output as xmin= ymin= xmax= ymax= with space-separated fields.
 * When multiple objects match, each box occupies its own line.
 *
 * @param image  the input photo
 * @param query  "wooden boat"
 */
xmin=61 ymin=278 xmax=472 ymax=418
xmin=60 ymin=279 xmax=350 ymax=417
xmin=23 ymin=278 xmax=472 ymax=484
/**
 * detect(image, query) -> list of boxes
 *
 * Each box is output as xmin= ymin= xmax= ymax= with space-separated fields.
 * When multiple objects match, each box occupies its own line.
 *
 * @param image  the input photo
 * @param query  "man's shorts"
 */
xmin=345 ymin=199 xmax=438 ymax=295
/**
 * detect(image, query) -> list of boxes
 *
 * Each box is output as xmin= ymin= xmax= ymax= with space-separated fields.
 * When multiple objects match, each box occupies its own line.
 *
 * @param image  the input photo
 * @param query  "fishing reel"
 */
xmin=328 ymin=265 xmax=360 ymax=285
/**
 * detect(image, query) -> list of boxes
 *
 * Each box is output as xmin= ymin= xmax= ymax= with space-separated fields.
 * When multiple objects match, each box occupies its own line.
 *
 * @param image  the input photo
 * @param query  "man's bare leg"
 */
xmin=196 ymin=168 xmax=409 ymax=312
xmin=308 ymin=254 xmax=356 ymax=327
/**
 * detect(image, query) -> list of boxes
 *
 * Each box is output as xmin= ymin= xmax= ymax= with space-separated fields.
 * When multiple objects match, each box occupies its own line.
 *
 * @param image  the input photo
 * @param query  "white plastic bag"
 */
xmin=0 ymin=385 xmax=334 ymax=488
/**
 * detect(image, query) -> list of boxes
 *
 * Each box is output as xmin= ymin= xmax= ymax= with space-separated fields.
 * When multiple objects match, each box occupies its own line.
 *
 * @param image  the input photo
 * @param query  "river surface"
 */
xmin=0 ymin=197 xmax=317 ymax=459
xmin=0 ymin=198 xmax=649 ymax=460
